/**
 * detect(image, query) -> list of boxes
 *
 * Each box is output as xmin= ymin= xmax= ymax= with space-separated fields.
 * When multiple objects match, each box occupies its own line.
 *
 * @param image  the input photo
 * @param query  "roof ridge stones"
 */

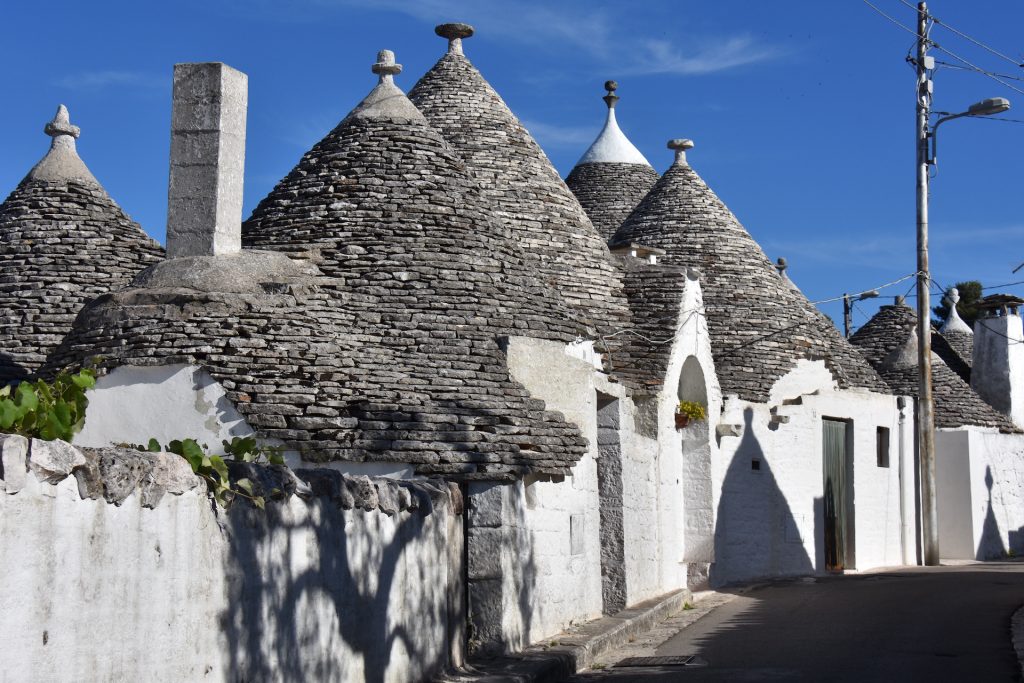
xmin=239 ymin=51 xmax=587 ymax=479
xmin=850 ymin=303 xmax=1018 ymax=432
xmin=612 ymin=141 xmax=889 ymax=402
xmin=0 ymin=105 xmax=163 ymax=383
xmin=408 ymin=25 xmax=634 ymax=345
xmin=566 ymin=82 xmax=660 ymax=240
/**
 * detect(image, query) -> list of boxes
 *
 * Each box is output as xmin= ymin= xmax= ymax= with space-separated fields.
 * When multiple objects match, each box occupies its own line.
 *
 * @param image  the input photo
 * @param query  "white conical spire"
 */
xmin=576 ymin=81 xmax=651 ymax=167
xmin=27 ymin=105 xmax=100 ymax=186
xmin=940 ymin=287 xmax=973 ymax=335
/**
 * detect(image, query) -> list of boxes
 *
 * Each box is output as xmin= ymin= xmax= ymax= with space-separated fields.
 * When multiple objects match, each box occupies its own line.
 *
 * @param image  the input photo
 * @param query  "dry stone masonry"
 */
xmin=850 ymin=302 xmax=1017 ymax=431
xmin=0 ymin=107 xmax=163 ymax=382
xmin=566 ymin=82 xmax=660 ymax=240
xmin=612 ymin=139 xmax=888 ymax=402
xmin=408 ymin=24 xmax=634 ymax=345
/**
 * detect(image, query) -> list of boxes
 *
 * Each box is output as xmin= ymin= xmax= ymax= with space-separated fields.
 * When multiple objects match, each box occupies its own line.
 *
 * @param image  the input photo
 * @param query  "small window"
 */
xmin=751 ymin=459 xmax=761 ymax=471
xmin=876 ymin=427 xmax=890 ymax=468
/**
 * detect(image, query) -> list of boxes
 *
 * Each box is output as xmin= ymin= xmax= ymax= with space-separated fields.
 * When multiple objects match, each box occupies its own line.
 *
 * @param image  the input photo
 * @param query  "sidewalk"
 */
xmin=436 ymin=589 xmax=710 ymax=682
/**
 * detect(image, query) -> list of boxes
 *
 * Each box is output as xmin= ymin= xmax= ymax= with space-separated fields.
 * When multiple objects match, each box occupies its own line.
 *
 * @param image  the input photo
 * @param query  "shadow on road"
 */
xmin=574 ymin=564 xmax=1024 ymax=682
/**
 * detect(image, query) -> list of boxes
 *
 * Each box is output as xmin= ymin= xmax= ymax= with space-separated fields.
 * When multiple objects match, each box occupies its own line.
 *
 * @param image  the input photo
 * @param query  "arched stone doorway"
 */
xmin=678 ymin=356 xmax=714 ymax=590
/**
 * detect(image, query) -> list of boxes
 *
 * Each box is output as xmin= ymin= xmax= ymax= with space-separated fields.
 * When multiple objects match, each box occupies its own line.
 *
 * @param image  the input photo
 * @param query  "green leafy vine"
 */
xmin=135 ymin=436 xmax=285 ymax=509
xmin=0 ymin=369 xmax=96 ymax=441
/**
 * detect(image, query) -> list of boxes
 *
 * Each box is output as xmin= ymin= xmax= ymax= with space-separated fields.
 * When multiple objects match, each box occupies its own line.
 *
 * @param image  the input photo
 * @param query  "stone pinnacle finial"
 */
xmin=668 ymin=138 xmax=695 ymax=165
xmin=436 ymin=23 xmax=474 ymax=55
xmin=895 ymin=295 xmax=907 ymax=307
xmin=941 ymin=286 xmax=974 ymax=335
xmin=775 ymin=257 xmax=788 ymax=278
xmin=27 ymin=104 xmax=99 ymax=186
xmin=371 ymin=50 xmax=402 ymax=84
xmin=45 ymin=105 xmax=80 ymax=140
xmin=603 ymin=80 xmax=619 ymax=109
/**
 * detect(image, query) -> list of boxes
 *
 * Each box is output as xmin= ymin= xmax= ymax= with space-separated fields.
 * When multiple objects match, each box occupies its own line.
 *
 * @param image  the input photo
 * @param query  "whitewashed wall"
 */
xmin=75 ymin=364 xmax=254 ymax=452
xmin=936 ymin=429 xmax=1024 ymax=560
xmin=501 ymin=337 xmax=604 ymax=646
xmin=711 ymin=359 xmax=909 ymax=586
xmin=0 ymin=448 xmax=462 ymax=683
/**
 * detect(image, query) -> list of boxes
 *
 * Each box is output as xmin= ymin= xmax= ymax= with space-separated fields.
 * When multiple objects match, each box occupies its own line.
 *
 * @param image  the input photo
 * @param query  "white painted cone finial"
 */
xmin=941 ymin=287 xmax=974 ymax=335
xmin=575 ymin=82 xmax=652 ymax=167
xmin=668 ymin=138 xmax=695 ymax=166
xmin=371 ymin=50 xmax=402 ymax=85
xmin=436 ymin=23 xmax=474 ymax=55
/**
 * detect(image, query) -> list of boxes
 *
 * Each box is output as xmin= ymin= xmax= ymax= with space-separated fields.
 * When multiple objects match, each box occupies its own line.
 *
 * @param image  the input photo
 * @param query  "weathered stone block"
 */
xmin=29 ymin=438 xmax=86 ymax=484
xmin=0 ymin=434 xmax=29 ymax=493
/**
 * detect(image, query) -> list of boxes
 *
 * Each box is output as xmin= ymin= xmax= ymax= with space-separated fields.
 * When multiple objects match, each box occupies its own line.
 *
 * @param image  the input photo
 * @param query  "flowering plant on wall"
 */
xmin=675 ymin=400 xmax=707 ymax=429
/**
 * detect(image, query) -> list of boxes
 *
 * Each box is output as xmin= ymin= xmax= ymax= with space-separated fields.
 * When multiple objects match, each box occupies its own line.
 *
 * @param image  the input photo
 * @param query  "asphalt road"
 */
xmin=574 ymin=563 xmax=1024 ymax=682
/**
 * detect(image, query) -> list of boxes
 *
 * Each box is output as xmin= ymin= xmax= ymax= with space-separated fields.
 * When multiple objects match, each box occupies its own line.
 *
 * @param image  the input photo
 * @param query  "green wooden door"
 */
xmin=823 ymin=419 xmax=849 ymax=571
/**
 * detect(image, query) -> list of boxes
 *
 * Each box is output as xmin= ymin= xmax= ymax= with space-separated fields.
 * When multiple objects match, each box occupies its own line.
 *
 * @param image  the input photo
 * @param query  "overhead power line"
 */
xmin=861 ymin=0 xmax=919 ymax=39
xmin=894 ymin=0 xmax=1024 ymax=69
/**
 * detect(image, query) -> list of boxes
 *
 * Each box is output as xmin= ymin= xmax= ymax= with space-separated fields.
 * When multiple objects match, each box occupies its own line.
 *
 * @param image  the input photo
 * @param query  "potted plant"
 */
xmin=675 ymin=400 xmax=707 ymax=429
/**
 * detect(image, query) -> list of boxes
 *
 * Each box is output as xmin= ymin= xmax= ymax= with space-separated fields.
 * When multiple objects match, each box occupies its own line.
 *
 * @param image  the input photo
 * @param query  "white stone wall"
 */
xmin=972 ymin=312 xmax=1024 ymax=429
xmin=936 ymin=429 xmax=1024 ymax=560
xmin=711 ymin=359 xmax=908 ymax=585
xmin=0 ymin=453 xmax=461 ymax=683
xmin=75 ymin=364 xmax=254 ymax=452
xmin=502 ymin=337 xmax=604 ymax=645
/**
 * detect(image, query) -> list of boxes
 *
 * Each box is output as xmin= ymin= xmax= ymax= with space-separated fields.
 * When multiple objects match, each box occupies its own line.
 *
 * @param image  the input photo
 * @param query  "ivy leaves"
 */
xmin=0 ymin=369 xmax=95 ymax=442
xmin=138 ymin=436 xmax=284 ymax=509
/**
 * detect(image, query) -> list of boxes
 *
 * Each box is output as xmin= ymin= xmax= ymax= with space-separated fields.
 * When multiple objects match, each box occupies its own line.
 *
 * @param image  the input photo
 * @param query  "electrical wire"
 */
xmin=895 ymin=0 xmax=1024 ymax=69
xmin=862 ymin=0 xmax=920 ymax=40
xmin=929 ymin=41 xmax=1024 ymax=98
xmin=933 ymin=60 xmax=1024 ymax=83
xmin=810 ymin=272 xmax=921 ymax=305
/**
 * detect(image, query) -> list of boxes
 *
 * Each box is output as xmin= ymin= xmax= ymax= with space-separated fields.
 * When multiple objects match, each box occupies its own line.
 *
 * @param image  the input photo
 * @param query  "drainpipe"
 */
xmin=897 ymin=396 xmax=909 ymax=564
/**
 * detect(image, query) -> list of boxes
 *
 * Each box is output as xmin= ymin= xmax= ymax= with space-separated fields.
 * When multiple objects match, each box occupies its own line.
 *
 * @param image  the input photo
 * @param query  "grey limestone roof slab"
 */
xmin=567 ymin=162 xmax=660 ymax=241
xmin=611 ymin=152 xmax=889 ymax=403
xmin=849 ymin=303 xmax=1016 ymax=431
xmin=0 ymin=107 xmax=163 ymax=383
xmin=407 ymin=33 xmax=633 ymax=345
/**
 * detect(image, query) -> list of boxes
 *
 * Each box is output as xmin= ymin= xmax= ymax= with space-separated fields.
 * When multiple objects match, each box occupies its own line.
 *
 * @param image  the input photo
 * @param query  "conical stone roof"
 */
xmin=850 ymin=303 xmax=1016 ymax=431
xmin=241 ymin=50 xmax=587 ymax=479
xmin=408 ymin=24 xmax=632 ymax=341
xmin=0 ymin=106 xmax=163 ymax=383
xmin=565 ymin=82 xmax=659 ymax=240
xmin=612 ymin=140 xmax=889 ymax=402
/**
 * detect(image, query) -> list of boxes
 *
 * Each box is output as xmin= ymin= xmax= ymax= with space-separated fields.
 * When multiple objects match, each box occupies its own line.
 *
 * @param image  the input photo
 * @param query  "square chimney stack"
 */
xmin=166 ymin=62 xmax=247 ymax=259
xmin=972 ymin=296 xmax=1024 ymax=429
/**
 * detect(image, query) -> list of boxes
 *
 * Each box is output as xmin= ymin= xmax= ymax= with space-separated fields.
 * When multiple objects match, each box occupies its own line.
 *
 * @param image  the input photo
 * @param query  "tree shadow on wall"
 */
xmin=219 ymin=495 xmax=451 ymax=683
xmin=709 ymin=407 xmax=817 ymax=587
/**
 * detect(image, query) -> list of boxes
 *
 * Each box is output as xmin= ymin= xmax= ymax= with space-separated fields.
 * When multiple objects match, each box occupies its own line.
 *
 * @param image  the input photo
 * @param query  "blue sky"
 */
xmin=2 ymin=0 xmax=1023 ymax=330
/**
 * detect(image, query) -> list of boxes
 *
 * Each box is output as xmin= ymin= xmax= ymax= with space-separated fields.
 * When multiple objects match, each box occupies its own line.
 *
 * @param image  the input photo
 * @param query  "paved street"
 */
xmin=574 ymin=563 xmax=1024 ymax=682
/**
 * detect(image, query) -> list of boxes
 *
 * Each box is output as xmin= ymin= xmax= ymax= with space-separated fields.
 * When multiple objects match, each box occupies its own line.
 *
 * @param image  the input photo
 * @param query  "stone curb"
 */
xmin=438 ymin=589 xmax=691 ymax=682
xmin=1011 ymin=604 xmax=1024 ymax=680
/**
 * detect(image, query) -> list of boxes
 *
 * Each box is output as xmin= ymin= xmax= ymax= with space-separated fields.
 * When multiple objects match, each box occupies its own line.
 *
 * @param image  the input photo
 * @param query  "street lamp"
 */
xmin=914 ymin=1 xmax=1011 ymax=567
xmin=930 ymin=97 xmax=1011 ymax=166
xmin=843 ymin=290 xmax=879 ymax=338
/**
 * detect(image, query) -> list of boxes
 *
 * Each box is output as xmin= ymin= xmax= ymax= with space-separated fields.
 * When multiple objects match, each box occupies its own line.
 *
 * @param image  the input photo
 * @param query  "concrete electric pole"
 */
xmin=914 ymin=1 xmax=940 ymax=566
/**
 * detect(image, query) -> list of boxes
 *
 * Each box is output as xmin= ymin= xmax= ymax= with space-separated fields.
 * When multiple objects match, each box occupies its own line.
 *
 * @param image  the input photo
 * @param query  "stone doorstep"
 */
xmin=436 ymin=589 xmax=691 ymax=683
xmin=1012 ymin=604 xmax=1024 ymax=681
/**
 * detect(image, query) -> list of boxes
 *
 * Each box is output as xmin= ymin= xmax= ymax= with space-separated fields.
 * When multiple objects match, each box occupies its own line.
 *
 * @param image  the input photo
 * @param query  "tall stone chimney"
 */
xmin=166 ymin=62 xmax=247 ymax=259
xmin=972 ymin=295 xmax=1024 ymax=428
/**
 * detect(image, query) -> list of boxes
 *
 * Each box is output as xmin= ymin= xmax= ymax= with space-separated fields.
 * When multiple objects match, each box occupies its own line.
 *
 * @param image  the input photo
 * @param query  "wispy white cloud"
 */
xmin=303 ymin=0 xmax=784 ymax=76
xmin=624 ymin=36 xmax=788 ymax=76
xmin=53 ymin=71 xmax=166 ymax=91
xmin=519 ymin=119 xmax=595 ymax=148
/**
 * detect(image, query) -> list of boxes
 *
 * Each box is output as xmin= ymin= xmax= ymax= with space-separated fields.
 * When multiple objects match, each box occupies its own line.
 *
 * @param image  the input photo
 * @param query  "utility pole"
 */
xmin=843 ymin=294 xmax=853 ymax=338
xmin=915 ymin=1 xmax=940 ymax=566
